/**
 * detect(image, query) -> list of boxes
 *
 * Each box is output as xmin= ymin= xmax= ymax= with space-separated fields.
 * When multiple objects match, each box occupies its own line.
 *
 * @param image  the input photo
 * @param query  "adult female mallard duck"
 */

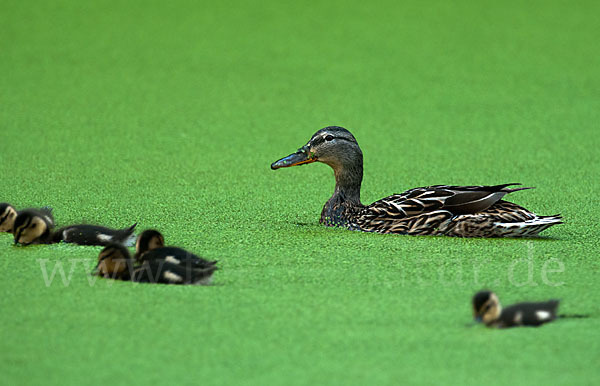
xmin=270 ymin=126 xmax=562 ymax=237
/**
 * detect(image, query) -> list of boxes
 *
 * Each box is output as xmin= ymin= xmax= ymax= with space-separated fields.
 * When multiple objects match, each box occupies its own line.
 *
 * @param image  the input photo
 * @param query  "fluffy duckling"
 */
xmin=472 ymin=290 xmax=559 ymax=328
xmin=13 ymin=209 xmax=136 ymax=246
xmin=135 ymin=229 xmax=218 ymax=271
xmin=12 ymin=208 xmax=56 ymax=245
xmin=92 ymin=244 xmax=134 ymax=280
xmin=93 ymin=243 xmax=217 ymax=285
xmin=54 ymin=223 xmax=137 ymax=246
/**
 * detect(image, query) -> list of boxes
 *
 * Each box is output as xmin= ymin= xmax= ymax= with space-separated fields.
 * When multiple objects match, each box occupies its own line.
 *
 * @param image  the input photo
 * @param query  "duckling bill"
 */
xmin=271 ymin=126 xmax=563 ymax=237
xmin=472 ymin=290 xmax=559 ymax=328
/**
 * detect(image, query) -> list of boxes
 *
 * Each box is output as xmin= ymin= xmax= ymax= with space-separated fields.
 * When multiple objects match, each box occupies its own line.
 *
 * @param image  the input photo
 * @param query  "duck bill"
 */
xmin=13 ymin=231 xmax=22 ymax=246
xmin=271 ymin=147 xmax=316 ymax=170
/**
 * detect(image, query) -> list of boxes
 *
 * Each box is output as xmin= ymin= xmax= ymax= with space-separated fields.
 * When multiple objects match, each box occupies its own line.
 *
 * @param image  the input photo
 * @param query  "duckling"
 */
xmin=12 ymin=208 xmax=56 ymax=245
xmin=135 ymin=229 xmax=218 ymax=271
xmin=271 ymin=126 xmax=563 ymax=237
xmin=13 ymin=208 xmax=136 ymax=247
xmin=472 ymin=290 xmax=559 ymax=328
xmin=54 ymin=223 xmax=137 ymax=246
xmin=93 ymin=243 xmax=217 ymax=285
xmin=92 ymin=244 xmax=134 ymax=280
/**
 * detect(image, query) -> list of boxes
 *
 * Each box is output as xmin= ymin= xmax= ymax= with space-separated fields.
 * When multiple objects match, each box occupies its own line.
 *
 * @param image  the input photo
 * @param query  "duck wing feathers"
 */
xmin=54 ymin=223 xmax=137 ymax=246
xmin=366 ymin=183 xmax=532 ymax=218
xmin=497 ymin=300 xmax=560 ymax=327
xmin=132 ymin=260 xmax=217 ymax=285
xmin=139 ymin=246 xmax=218 ymax=269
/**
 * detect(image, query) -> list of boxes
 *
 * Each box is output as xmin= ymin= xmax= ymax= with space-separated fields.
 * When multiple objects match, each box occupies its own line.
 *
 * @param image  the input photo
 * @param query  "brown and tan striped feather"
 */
xmin=361 ymin=184 xmax=526 ymax=219
xmin=320 ymin=184 xmax=560 ymax=237
xmin=348 ymin=186 xmax=540 ymax=236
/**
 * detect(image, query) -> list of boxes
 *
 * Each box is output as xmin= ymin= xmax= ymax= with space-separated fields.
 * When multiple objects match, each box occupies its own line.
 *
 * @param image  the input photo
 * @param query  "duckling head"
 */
xmin=473 ymin=290 xmax=502 ymax=325
xmin=93 ymin=244 xmax=133 ymax=278
xmin=271 ymin=126 xmax=363 ymax=172
xmin=135 ymin=229 xmax=165 ymax=258
xmin=13 ymin=211 xmax=48 ymax=245
xmin=0 ymin=203 xmax=18 ymax=233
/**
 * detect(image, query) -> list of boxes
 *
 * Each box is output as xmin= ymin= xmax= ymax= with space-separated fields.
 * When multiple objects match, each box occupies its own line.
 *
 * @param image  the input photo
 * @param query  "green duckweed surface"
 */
xmin=1 ymin=0 xmax=599 ymax=384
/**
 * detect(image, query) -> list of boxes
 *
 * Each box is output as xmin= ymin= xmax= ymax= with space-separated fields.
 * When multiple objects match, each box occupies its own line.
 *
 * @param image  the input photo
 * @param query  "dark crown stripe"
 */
xmin=99 ymin=249 xmax=119 ymax=261
xmin=473 ymin=291 xmax=493 ymax=310
xmin=310 ymin=126 xmax=350 ymax=139
xmin=311 ymin=135 xmax=355 ymax=147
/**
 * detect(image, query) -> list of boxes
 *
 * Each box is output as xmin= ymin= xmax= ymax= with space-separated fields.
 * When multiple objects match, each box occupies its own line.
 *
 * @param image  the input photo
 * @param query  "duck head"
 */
xmin=13 ymin=211 xmax=49 ymax=245
xmin=271 ymin=126 xmax=364 ymax=204
xmin=271 ymin=126 xmax=362 ymax=170
xmin=93 ymin=244 xmax=133 ymax=279
xmin=472 ymin=290 xmax=502 ymax=325
xmin=0 ymin=203 xmax=18 ymax=233
xmin=135 ymin=229 xmax=165 ymax=259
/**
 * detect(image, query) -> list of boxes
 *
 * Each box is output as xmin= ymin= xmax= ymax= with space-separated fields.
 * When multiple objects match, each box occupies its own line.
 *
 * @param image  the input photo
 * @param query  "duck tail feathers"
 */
xmin=118 ymin=223 xmax=138 ymax=247
xmin=192 ymin=265 xmax=218 ymax=285
xmin=503 ymin=186 xmax=535 ymax=193
xmin=494 ymin=215 xmax=563 ymax=237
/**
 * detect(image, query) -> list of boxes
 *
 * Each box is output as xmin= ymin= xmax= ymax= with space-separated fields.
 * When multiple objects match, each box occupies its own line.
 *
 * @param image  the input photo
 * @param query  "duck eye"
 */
xmin=325 ymin=135 xmax=334 ymax=141
xmin=31 ymin=223 xmax=36 ymax=228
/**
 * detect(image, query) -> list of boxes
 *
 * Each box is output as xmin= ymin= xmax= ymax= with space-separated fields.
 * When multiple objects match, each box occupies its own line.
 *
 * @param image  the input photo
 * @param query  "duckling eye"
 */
xmin=31 ymin=223 xmax=36 ymax=228
xmin=325 ymin=135 xmax=334 ymax=141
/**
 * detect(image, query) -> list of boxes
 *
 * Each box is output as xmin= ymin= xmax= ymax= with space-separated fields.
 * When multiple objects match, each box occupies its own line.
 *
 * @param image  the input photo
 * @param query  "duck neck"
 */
xmin=332 ymin=164 xmax=363 ymax=206
xmin=318 ymin=144 xmax=365 ymax=227
xmin=320 ymin=163 xmax=363 ymax=227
